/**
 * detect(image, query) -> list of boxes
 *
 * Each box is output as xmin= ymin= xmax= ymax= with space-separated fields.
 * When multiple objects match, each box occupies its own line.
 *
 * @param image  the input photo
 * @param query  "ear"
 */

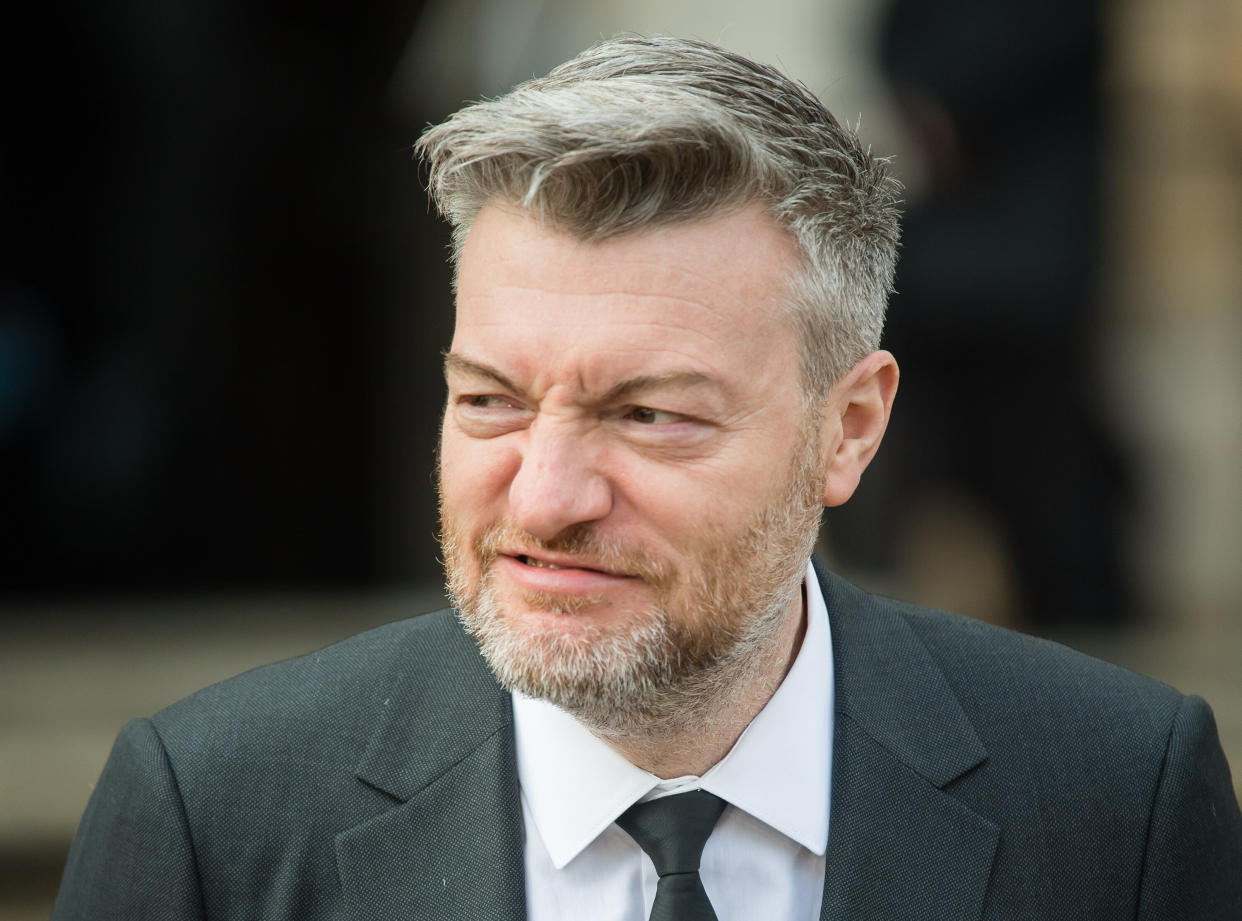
xmin=818 ymin=350 xmax=899 ymax=507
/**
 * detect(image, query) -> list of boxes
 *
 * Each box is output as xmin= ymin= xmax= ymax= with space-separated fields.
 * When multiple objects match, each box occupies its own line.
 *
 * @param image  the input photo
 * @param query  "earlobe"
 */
xmin=820 ymin=350 xmax=899 ymax=507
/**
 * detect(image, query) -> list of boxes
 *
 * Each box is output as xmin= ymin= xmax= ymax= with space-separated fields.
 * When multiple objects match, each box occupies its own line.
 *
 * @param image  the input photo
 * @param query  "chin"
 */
xmin=459 ymin=577 xmax=683 ymax=716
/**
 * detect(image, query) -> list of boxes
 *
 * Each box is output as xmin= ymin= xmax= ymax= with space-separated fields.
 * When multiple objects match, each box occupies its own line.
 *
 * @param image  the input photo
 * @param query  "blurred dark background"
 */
xmin=827 ymin=0 xmax=1134 ymax=628
xmin=2 ymin=0 xmax=452 ymax=596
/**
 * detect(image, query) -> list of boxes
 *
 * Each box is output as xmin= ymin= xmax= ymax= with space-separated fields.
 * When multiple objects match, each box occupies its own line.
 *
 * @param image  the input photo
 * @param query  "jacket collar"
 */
xmin=334 ymin=564 xmax=1001 ymax=921
xmin=815 ymin=561 xmax=999 ymax=920
xmin=336 ymin=610 xmax=526 ymax=921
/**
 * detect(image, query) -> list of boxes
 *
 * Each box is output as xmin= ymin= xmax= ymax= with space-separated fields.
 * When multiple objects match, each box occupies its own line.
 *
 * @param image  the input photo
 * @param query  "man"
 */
xmin=54 ymin=36 xmax=1241 ymax=921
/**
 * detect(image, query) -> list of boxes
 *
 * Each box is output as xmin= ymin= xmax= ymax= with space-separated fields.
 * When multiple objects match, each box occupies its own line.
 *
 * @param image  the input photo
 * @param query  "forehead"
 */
xmin=452 ymin=204 xmax=802 ymax=394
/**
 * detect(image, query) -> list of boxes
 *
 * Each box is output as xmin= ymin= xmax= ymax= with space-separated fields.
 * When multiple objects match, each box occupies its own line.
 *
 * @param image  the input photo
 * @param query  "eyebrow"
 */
xmin=598 ymin=370 xmax=717 ymax=405
xmin=443 ymin=352 xmax=522 ymax=394
xmin=443 ymin=351 xmax=719 ymax=404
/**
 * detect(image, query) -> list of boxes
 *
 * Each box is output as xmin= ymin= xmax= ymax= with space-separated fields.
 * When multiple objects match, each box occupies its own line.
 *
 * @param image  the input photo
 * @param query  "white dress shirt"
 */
xmin=513 ymin=561 xmax=834 ymax=921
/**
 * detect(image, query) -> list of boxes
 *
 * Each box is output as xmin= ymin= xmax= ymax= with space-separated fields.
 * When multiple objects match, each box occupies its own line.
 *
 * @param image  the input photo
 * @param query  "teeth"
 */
xmin=524 ymin=557 xmax=565 ymax=570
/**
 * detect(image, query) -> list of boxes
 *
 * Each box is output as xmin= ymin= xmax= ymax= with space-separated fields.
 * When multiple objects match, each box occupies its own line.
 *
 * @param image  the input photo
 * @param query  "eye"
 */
xmin=627 ymin=406 xmax=683 ymax=425
xmin=462 ymin=394 xmax=522 ymax=410
xmin=452 ymin=391 xmax=531 ymax=438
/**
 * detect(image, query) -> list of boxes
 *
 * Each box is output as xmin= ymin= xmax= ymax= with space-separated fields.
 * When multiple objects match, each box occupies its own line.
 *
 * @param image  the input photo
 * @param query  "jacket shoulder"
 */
xmin=150 ymin=608 xmax=474 ymax=758
xmin=820 ymin=567 xmax=1193 ymax=792
xmin=825 ymin=566 xmax=1186 ymax=729
xmin=59 ymin=609 xmax=498 ymax=921
xmin=822 ymin=566 xmax=1242 ymax=919
xmin=892 ymin=597 xmax=1184 ymax=721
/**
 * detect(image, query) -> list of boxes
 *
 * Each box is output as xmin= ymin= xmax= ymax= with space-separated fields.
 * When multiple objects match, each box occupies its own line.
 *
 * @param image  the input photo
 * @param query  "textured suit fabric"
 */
xmin=53 ymin=567 xmax=1242 ymax=920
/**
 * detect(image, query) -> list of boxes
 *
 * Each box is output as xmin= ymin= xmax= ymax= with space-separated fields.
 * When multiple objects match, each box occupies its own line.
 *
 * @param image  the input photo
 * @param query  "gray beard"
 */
xmin=455 ymin=559 xmax=805 ymax=743
xmin=444 ymin=438 xmax=823 ymax=742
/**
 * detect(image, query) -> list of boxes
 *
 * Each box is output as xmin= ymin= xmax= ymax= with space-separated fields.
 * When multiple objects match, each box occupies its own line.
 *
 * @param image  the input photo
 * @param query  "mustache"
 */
xmin=474 ymin=521 xmax=674 ymax=587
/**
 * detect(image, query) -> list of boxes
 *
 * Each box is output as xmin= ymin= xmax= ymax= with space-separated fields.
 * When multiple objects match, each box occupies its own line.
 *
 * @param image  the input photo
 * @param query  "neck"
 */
xmin=589 ymin=592 xmax=807 ymax=778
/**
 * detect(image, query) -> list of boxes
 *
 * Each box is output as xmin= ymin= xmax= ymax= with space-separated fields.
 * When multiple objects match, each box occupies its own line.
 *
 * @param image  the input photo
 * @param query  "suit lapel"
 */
xmin=816 ymin=566 xmax=1000 ymax=921
xmin=331 ymin=570 xmax=1001 ymax=920
xmin=335 ymin=612 xmax=526 ymax=921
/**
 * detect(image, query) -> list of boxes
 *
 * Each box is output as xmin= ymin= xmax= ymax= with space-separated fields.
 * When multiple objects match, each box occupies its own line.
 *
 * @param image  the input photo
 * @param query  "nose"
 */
xmin=508 ymin=419 xmax=613 ymax=541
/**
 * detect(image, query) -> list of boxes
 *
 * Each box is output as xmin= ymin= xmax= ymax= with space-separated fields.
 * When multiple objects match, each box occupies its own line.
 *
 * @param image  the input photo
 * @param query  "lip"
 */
xmin=496 ymin=551 xmax=637 ymax=595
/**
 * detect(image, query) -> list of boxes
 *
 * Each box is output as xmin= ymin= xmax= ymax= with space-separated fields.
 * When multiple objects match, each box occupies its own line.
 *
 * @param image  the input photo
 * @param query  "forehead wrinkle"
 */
xmin=609 ymin=255 xmax=779 ymax=306
xmin=453 ymin=302 xmax=792 ymax=402
xmin=457 ymin=292 xmax=762 ymax=361
xmin=466 ymin=280 xmax=748 ymax=317
xmin=462 ymin=294 xmax=772 ymax=356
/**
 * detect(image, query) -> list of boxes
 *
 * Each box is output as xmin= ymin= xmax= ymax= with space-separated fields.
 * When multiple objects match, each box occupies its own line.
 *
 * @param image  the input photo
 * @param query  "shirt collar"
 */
xmin=512 ymin=561 xmax=834 ymax=868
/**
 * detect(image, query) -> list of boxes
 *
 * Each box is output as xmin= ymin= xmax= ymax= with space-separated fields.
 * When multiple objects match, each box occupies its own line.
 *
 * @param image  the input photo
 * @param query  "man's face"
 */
xmin=438 ymin=203 xmax=825 ymax=721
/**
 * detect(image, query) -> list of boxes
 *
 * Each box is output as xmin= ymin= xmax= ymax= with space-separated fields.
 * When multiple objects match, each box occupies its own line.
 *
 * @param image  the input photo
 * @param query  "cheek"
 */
xmin=610 ymin=472 xmax=737 ymax=565
xmin=619 ymin=451 xmax=773 ymax=523
xmin=439 ymin=429 xmax=520 ymax=515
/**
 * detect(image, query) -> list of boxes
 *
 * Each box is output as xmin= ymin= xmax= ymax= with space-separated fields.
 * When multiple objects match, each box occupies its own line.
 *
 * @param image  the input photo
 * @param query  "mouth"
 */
xmin=512 ymin=553 xmax=611 ymax=574
xmin=489 ymin=545 xmax=657 ymax=603
xmin=518 ymin=555 xmax=568 ymax=570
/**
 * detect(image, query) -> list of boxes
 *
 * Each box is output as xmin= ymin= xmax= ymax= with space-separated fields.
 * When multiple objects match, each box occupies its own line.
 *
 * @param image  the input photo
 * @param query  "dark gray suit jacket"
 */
xmin=54 ymin=567 xmax=1242 ymax=919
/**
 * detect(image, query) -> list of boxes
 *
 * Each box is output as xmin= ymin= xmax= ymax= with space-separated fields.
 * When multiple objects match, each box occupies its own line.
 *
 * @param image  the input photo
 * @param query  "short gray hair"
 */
xmin=417 ymin=35 xmax=901 ymax=393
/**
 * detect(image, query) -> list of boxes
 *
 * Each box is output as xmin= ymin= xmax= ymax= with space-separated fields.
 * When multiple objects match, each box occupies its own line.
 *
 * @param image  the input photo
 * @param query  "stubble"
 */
xmin=440 ymin=425 xmax=824 ymax=742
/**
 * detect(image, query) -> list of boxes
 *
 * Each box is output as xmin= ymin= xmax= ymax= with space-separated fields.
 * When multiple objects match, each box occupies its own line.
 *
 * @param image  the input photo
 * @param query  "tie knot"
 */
xmin=617 ymin=790 xmax=727 ymax=876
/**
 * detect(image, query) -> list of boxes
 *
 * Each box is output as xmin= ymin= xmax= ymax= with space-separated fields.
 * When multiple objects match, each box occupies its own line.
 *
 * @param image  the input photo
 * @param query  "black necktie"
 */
xmin=616 ymin=790 xmax=727 ymax=921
